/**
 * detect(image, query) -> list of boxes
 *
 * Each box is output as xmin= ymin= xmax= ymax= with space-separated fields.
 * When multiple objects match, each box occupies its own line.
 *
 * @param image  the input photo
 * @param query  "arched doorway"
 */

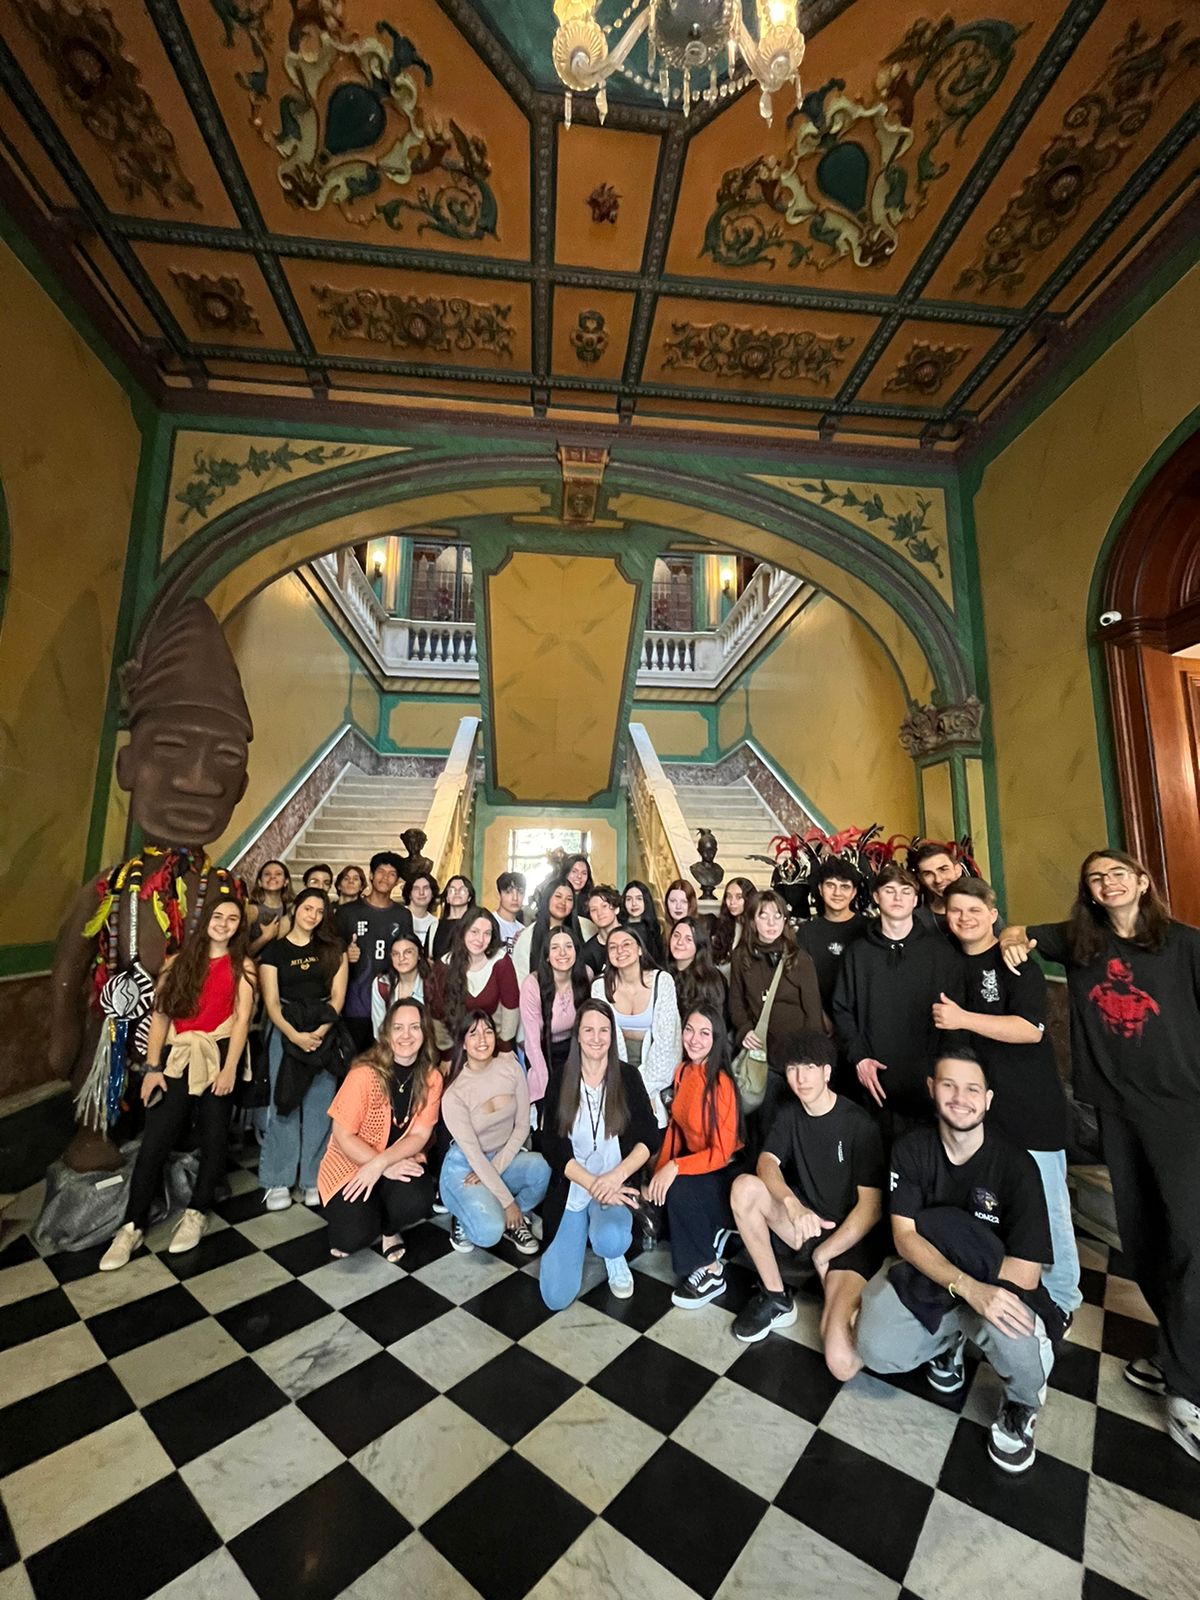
xmin=1101 ymin=428 xmax=1200 ymax=921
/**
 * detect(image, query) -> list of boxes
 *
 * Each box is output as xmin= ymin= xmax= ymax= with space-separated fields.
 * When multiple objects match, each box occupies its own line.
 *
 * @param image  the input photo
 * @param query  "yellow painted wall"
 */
xmin=636 ymin=708 xmax=710 ymax=758
xmin=479 ymin=814 xmax=620 ymax=901
xmin=921 ymin=762 xmax=955 ymax=842
xmin=725 ymin=597 xmax=916 ymax=829
xmin=214 ymin=571 xmax=352 ymax=860
xmin=0 ymin=240 xmax=142 ymax=949
xmin=388 ymin=699 xmax=481 ymax=751
xmin=974 ymin=264 xmax=1200 ymax=922
xmin=350 ymin=669 xmax=379 ymax=742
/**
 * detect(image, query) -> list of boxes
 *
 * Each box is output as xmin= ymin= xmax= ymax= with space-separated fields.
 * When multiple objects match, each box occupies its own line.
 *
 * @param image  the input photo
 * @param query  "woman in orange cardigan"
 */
xmin=317 ymin=997 xmax=444 ymax=1264
xmin=645 ymin=1002 xmax=744 ymax=1311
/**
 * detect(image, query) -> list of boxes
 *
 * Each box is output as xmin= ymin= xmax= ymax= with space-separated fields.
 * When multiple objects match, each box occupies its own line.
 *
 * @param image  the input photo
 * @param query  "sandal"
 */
xmin=382 ymin=1237 xmax=406 ymax=1265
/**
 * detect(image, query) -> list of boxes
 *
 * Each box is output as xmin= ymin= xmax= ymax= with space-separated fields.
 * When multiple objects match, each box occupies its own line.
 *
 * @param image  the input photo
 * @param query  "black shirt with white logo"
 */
xmin=889 ymin=1125 xmax=1052 ymax=1265
xmin=334 ymin=900 xmax=414 ymax=1019
xmin=961 ymin=947 xmax=1067 ymax=1152
xmin=763 ymin=1094 xmax=885 ymax=1225
xmin=796 ymin=914 xmax=869 ymax=1010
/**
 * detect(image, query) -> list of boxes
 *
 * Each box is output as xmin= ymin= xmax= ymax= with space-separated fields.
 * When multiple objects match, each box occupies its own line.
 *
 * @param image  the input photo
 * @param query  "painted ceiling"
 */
xmin=0 ymin=1 xmax=1196 ymax=454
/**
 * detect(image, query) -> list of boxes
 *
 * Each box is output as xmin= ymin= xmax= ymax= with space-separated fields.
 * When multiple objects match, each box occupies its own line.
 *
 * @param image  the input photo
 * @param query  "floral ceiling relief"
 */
xmin=312 ymin=286 xmax=514 ymax=358
xmin=213 ymin=0 xmax=497 ymax=242
xmin=702 ymin=16 xmax=1023 ymax=272
xmin=754 ymin=476 xmax=954 ymax=607
xmin=662 ymin=322 xmax=853 ymax=384
xmin=171 ymin=270 xmax=262 ymax=335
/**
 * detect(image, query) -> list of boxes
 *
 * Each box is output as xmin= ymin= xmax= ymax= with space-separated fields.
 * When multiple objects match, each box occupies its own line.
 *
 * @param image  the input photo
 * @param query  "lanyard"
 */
xmin=581 ymin=1080 xmax=606 ymax=1152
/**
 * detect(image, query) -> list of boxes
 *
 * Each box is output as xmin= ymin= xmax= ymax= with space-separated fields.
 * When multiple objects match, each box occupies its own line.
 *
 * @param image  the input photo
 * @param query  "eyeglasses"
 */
xmin=1085 ymin=867 xmax=1135 ymax=887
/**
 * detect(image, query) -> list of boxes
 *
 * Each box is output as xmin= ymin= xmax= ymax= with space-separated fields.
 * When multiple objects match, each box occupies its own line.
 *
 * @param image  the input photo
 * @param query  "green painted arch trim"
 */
xmin=0 ymin=473 xmax=10 ymax=640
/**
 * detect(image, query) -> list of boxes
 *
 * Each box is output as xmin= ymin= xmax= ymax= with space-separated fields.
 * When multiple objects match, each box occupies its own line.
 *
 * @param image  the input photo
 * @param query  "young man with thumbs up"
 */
xmin=933 ymin=877 xmax=1081 ymax=1320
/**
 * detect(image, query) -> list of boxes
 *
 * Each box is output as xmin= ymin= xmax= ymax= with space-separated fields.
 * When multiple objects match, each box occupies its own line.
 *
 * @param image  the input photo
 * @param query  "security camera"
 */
xmin=1099 ymin=610 xmax=1123 ymax=627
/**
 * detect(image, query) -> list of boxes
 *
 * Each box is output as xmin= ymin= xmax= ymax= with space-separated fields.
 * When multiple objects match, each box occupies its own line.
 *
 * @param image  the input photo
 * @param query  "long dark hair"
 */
xmin=360 ymin=997 xmax=442 ymax=1123
xmin=621 ymin=879 xmax=666 ymax=964
xmin=529 ymin=877 xmax=584 ymax=972
xmin=602 ymin=923 xmax=660 ymax=1001
xmin=443 ymin=909 xmax=503 ymax=1038
xmin=446 ymin=1007 xmax=497 ymax=1087
xmin=384 ymin=932 xmax=430 ymax=1004
xmin=1067 ymin=848 xmax=1170 ymax=964
xmin=669 ymin=916 xmax=727 ymax=1021
xmin=253 ymin=858 xmax=293 ymax=909
xmin=711 ymin=875 xmax=756 ymax=964
xmin=535 ymin=926 xmax=591 ymax=1072
xmin=560 ymin=853 xmax=594 ymax=903
xmin=157 ymin=890 xmax=251 ymax=1020
xmin=284 ymin=887 xmax=346 ymax=983
xmin=556 ymin=998 xmax=629 ymax=1139
xmin=743 ymin=888 xmax=800 ymax=972
xmin=439 ymin=874 xmax=477 ymax=919
xmin=680 ymin=1002 xmax=743 ymax=1151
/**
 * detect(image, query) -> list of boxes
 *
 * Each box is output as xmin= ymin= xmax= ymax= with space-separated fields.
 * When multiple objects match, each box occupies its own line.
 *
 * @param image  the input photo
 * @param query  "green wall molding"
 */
xmin=0 ymin=942 xmax=56 ymax=980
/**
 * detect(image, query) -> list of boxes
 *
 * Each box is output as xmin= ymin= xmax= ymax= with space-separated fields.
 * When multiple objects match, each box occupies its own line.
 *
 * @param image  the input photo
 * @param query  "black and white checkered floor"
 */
xmin=1 ymin=1146 xmax=1198 ymax=1600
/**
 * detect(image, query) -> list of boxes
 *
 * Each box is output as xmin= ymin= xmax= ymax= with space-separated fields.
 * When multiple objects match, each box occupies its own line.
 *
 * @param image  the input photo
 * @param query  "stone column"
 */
xmin=898 ymin=697 xmax=990 ymax=874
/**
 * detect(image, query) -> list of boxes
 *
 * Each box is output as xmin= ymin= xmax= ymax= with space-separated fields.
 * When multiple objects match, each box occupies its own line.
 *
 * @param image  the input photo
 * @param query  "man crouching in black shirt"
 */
xmin=856 ymin=1050 xmax=1059 ymax=1474
xmin=730 ymin=1030 xmax=887 ymax=1379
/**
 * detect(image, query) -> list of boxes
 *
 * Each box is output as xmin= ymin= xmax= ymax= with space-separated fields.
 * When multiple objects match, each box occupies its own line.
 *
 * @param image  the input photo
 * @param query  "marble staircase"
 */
xmin=286 ymin=769 xmax=439 ymax=882
xmin=673 ymin=778 xmax=783 ymax=890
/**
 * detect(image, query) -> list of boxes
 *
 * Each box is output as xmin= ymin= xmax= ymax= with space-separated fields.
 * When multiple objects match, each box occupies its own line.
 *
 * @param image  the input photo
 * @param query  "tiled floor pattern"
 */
xmin=1 ymin=1150 xmax=1198 ymax=1600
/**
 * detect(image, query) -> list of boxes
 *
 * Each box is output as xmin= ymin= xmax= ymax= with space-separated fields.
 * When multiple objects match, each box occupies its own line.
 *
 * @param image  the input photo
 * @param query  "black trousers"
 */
xmin=324 ymin=1172 xmax=436 ymax=1255
xmin=345 ymin=1015 xmax=375 ymax=1053
xmin=126 ymin=1071 xmax=234 ymax=1230
xmin=1101 ymin=1109 xmax=1200 ymax=1404
xmin=665 ymin=1167 xmax=734 ymax=1276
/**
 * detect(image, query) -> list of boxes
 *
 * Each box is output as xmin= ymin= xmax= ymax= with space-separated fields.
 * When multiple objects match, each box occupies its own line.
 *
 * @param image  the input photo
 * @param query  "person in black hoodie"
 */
xmin=797 ymin=859 xmax=870 ymax=1015
xmin=832 ymin=863 xmax=967 ymax=1145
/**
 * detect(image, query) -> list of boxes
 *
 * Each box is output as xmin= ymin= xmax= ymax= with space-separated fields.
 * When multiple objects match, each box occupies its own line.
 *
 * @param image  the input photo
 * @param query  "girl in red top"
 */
xmin=100 ymin=885 xmax=257 ymax=1270
xmin=318 ymin=997 xmax=444 ymax=1264
xmin=645 ymin=1003 xmax=744 ymax=1310
xmin=441 ymin=909 xmax=520 ymax=1051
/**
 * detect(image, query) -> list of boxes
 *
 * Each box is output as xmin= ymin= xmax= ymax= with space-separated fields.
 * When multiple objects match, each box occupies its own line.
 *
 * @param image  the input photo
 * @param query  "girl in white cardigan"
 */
xmin=590 ymin=924 xmax=680 ymax=1126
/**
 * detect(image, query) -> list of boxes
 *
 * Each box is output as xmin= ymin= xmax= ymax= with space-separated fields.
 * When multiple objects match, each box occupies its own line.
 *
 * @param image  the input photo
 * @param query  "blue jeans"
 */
xmin=259 ymin=1026 xmax=335 ymax=1191
xmin=440 ymin=1144 xmax=550 ymax=1247
xmin=1029 ymin=1147 xmax=1082 ymax=1315
xmin=539 ymin=1200 xmax=633 ymax=1311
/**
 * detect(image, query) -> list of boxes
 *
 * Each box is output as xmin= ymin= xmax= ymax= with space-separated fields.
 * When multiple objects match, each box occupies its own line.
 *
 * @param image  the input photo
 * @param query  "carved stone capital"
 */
xmin=899 ymin=696 xmax=984 ymax=758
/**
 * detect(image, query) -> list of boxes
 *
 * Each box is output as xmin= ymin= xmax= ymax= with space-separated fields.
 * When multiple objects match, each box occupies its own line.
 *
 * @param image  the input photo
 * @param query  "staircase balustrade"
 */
xmin=425 ymin=717 xmax=482 ymax=886
xmin=627 ymin=723 xmax=696 ymax=901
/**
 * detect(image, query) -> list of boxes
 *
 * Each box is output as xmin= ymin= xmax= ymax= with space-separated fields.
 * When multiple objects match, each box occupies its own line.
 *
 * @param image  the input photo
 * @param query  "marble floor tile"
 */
xmin=1036 ymin=1388 xmax=1098 ymax=1472
xmin=1 ymin=1412 xmax=172 ymax=1557
xmin=184 ymin=1252 xmax=294 ymax=1315
xmin=111 ymin=1317 xmax=243 ymax=1407
xmin=0 ymin=1564 xmax=35 ymax=1600
xmin=0 ymin=1259 xmax=57 ymax=1309
xmin=821 ymin=1372 xmax=959 ymax=1487
xmin=145 ymin=1214 xmax=230 ymax=1252
xmin=353 ymin=1396 xmax=506 ymax=1526
xmin=225 ymin=1168 xmax=260 ymax=1197
xmin=234 ymin=1206 xmax=325 ymax=1250
xmin=515 ymin=1387 xmax=661 ymax=1513
xmin=181 ymin=1404 xmax=343 ymax=1542
xmin=1065 ymin=1302 xmax=1105 ymax=1352
xmin=1095 ymin=1352 xmax=1167 ymax=1434
xmin=1103 ymin=1277 xmax=1155 ymax=1325
xmin=519 ymin=1299 xmax=639 ymax=1384
xmin=629 ymin=1246 xmax=677 ymax=1286
xmin=716 ymin=1506 xmax=900 ymax=1600
xmin=412 ymin=1249 xmax=514 ymax=1306
xmin=0 ymin=1322 xmax=103 ymax=1407
xmin=388 ymin=1307 xmax=511 ymax=1392
xmin=1077 ymin=1240 xmax=1109 ymax=1273
xmin=62 ymin=1254 xmax=178 ymax=1319
xmin=645 ymin=1305 xmax=744 ymax=1374
xmin=774 ymin=1294 xmax=826 ymax=1355
xmin=905 ymin=1492 xmax=1083 ymax=1600
xmin=1085 ymin=1475 xmax=1200 ymax=1600
xmin=672 ymin=1376 xmax=814 ymax=1502
xmin=526 ymin=1519 xmax=696 ymax=1600
xmin=250 ymin=1310 xmax=380 ymax=1399
xmin=147 ymin=1544 xmax=259 ymax=1600
xmin=340 ymin=1532 xmax=484 ymax=1600
xmin=300 ymin=1251 xmax=408 ymax=1310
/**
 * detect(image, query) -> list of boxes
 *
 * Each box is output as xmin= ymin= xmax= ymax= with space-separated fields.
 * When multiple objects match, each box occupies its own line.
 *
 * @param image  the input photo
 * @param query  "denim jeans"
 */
xmin=258 ymin=1026 xmax=335 ymax=1191
xmin=440 ymin=1144 xmax=550 ymax=1247
xmin=539 ymin=1200 xmax=633 ymax=1311
xmin=1028 ymin=1147 xmax=1083 ymax=1314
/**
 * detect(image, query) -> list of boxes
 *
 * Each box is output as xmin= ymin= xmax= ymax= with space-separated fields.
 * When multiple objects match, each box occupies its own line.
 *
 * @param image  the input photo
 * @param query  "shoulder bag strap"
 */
xmin=755 ymin=958 xmax=787 ymax=1041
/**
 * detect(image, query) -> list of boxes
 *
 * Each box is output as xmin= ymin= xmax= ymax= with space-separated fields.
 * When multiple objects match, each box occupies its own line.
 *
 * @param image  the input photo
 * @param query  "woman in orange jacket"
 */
xmin=644 ymin=1002 xmax=744 ymax=1311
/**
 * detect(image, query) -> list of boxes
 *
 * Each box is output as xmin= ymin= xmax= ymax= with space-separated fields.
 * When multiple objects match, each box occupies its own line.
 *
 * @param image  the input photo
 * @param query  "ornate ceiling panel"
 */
xmin=0 ymin=0 xmax=1195 ymax=454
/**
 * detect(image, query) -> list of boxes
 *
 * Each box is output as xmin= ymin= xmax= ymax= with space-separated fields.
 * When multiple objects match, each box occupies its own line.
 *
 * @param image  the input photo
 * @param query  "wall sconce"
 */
xmin=371 ymin=558 xmax=384 ymax=580
xmin=720 ymin=566 xmax=734 ymax=596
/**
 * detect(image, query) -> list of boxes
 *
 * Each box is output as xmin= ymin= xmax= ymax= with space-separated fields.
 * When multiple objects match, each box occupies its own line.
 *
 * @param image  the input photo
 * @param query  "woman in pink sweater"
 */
xmin=520 ymin=927 xmax=591 ymax=1111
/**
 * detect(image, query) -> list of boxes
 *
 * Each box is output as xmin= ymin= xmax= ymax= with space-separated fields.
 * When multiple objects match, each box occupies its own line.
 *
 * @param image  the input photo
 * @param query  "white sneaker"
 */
xmin=302 ymin=1188 xmax=321 ymax=1207
xmin=1167 ymin=1394 xmax=1200 ymax=1461
xmin=99 ymin=1223 xmax=143 ymax=1272
xmin=604 ymin=1255 xmax=634 ymax=1299
xmin=264 ymin=1187 xmax=293 ymax=1212
xmin=168 ymin=1209 xmax=207 ymax=1254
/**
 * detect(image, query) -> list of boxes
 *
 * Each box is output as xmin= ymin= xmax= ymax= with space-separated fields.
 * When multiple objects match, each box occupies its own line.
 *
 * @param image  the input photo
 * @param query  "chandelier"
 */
xmin=551 ymin=0 xmax=805 ymax=125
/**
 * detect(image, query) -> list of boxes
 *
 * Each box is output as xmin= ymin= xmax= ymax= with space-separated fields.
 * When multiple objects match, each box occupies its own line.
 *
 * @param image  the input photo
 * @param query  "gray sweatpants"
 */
xmin=856 ymin=1274 xmax=1054 ymax=1409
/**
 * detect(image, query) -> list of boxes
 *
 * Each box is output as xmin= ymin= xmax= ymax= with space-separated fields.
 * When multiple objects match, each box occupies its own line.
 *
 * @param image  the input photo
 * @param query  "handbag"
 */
xmin=730 ymin=959 xmax=786 ymax=1113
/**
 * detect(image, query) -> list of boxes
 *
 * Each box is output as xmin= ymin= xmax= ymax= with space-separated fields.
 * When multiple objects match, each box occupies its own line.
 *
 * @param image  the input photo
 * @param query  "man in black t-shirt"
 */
xmin=856 ymin=1051 xmax=1055 ymax=1474
xmin=730 ymin=1030 xmax=885 ymax=1378
xmin=935 ymin=878 xmax=1080 ymax=1319
xmin=334 ymin=852 xmax=413 ymax=1051
xmin=796 ymin=861 xmax=869 ymax=1013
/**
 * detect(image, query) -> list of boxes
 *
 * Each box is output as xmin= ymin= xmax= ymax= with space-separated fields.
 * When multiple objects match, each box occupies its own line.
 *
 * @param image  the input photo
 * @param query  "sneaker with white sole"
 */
xmin=1124 ymin=1354 xmax=1166 ymax=1394
xmin=432 ymin=1193 xmax=448 ymax=1215
xmin=264 ymin=1187 xmax=292 ymax=1212
xmin=99 ymin=1223 xmax=143 ymax=1272
xmin=733 ymin=1287 xmax=797 ymax=1343
xmin=449 ymin=1217 xmax=474 ymax=1253
xmin=988 ymin=1399 xmax=1038 ymax=1472
xmin=604 ymin=1255 xmax=634 ymax=1298
xmin=505 ymin=1216 xmax=539 ymax=1256
xmin=302 ymin=1188 xmax=321 ymax=1207
xmin=927 ymin=1331 xmax=967 ymax=1393
xmin=672 ymin=1264 xmax=726 ymax=1309
xmin=1167 ymin=1394 xmax=1200 ymax=1462
xmin=168 ymin=1209 xmax=207 ymax=1254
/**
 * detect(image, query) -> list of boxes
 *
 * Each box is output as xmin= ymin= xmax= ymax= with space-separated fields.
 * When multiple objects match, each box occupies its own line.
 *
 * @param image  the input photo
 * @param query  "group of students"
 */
xmin=95 ymin=839 xmax=1200 ymax=1473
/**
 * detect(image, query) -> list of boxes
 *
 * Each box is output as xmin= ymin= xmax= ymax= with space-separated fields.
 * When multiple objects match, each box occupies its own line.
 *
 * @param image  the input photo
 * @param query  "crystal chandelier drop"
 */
xmin=552 ymin=0 xmax=805 ymax=126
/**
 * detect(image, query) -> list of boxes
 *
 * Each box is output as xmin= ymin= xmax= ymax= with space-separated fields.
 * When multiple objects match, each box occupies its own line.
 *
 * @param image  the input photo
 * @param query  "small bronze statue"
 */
xmin=398 ymin=827 xmax=433 ymax=885
xmin=690 ymin=828 xmax=724 ymax=903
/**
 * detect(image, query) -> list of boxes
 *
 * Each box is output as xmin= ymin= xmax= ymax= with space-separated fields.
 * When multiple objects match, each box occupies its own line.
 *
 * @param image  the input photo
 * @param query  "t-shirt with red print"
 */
xmin=1029 ymin=920 xmax=1200 ymax=1122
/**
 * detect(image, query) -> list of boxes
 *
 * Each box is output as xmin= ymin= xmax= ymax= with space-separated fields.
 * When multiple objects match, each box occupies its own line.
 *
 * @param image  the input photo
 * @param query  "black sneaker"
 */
xmin=988 ymin=1400 xmax=1038 ymax=1473
xmin=504 ymin=1216 xmax=539 ymax=1256
xmin=1124 ymin=1354 xmax=1166 ymax=1394
xmin=449 ymin=1217 xmax=474 ymax=1253
xmin=672 ymin=1265 xmax=726 ymax=1309
xmin=733 ymin=1287 xmax=797 ymax=1343
xmin=927 ymin=1331 xmax=967 ymax=1393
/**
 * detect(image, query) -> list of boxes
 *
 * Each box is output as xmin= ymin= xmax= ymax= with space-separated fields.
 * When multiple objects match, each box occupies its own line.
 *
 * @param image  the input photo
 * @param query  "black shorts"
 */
xmin=774 ymin=1221 xmax=889 ymax=1283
